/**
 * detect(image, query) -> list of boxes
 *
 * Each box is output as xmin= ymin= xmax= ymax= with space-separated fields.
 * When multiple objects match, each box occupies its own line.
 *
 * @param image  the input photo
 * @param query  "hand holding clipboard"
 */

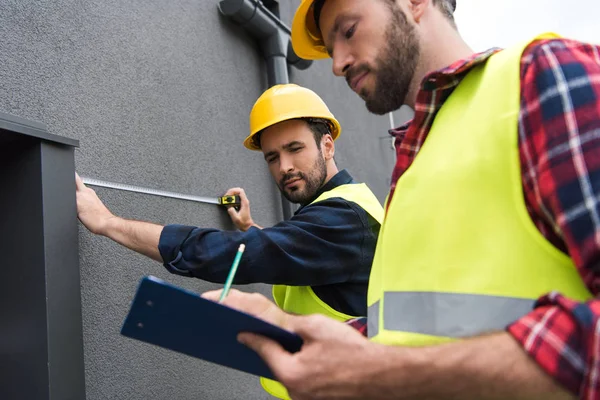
xmin=121 ymin=275 xmax=303 ymax=379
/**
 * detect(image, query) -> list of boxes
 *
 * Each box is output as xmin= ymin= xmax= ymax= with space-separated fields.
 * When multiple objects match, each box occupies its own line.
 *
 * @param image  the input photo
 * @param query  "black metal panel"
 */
xmin=41 ymin=142 xmax=86 ymax=400
xmin=0 ymin=138 xmax=51 ymax=399
xmin=0 ymin=112 xmax=84 ymax=400
xmin=0 ymin=111 xmax=79 ymax=148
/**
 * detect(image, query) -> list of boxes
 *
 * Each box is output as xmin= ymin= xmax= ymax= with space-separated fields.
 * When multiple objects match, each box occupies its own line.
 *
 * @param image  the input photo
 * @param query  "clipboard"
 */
xmin=120 ymin=276 xmax=303 ymax=379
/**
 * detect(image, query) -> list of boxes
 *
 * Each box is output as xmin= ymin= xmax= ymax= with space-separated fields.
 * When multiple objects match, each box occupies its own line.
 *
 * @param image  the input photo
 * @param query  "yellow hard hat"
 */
xmin=291 ymin=0 xmax=329 ymax=60
xmin=291 ymin=1 xmax=460 ymax=60
xmin=244 ymin=84 xmax=341 ymax=150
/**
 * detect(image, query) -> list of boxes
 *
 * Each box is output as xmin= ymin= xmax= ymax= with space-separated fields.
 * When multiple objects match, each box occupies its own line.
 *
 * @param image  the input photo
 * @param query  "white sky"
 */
xmin=454 ymin=0 xmax=600 ymax=52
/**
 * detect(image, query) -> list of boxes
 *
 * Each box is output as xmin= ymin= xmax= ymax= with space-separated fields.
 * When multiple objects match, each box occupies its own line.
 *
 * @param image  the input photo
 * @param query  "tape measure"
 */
xmin=81 ymin=177 xmax=241 ymax=207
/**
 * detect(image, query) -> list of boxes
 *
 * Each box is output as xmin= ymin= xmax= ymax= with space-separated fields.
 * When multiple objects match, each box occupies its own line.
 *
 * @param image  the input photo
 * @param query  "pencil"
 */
xmin=219 ymin=243 xmax=246 ymax=303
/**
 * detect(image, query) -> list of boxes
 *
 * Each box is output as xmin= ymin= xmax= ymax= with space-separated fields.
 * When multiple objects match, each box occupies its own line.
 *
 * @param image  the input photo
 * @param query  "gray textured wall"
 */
xmin=0 ymin=0 xmax=401 ymax=399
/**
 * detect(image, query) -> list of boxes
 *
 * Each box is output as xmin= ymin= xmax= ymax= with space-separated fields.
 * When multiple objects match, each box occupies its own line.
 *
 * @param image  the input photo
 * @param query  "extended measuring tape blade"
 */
xmin=81 ymin=177 xmax=240 ymax=206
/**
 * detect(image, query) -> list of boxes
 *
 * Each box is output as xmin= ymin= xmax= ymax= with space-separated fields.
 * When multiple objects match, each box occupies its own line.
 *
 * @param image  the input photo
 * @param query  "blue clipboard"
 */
xmin=121 ymin=276 xmax=303 ymax=379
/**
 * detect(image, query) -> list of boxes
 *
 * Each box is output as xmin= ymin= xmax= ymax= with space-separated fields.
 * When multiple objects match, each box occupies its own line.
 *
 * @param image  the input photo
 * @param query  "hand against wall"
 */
xmin=75 ymin=173 xmax=116 ymax=235
xmin=224 ymin=187 xmax=262 ymax=231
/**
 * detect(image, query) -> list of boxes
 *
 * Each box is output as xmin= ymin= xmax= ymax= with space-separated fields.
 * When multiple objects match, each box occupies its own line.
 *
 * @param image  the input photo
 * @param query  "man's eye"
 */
xmin=345 ymin=24 xmax=356 ymax=39
xmin=290 ymin=147 xmax=302 ymax=152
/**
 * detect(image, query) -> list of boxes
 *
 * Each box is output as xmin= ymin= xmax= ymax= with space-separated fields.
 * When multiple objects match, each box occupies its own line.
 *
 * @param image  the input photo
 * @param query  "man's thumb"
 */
xmin=237 ymin=332 xmax=290 ymax=373
xmin=227 ymin=206 xmax=238 ymax=219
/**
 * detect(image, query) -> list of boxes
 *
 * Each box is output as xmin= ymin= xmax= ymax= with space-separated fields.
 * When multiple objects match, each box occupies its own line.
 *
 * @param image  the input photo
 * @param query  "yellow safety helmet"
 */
xmin=291 ymin=0 xmax=458 ymax=60
xmin=244 ymin=83 xmax=341 ymax=150
xmin=291 ymin=0 xmax=329 ymax=60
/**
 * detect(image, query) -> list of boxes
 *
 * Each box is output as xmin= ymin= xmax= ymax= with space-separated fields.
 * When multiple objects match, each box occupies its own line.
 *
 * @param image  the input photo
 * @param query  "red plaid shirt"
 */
xmin=350 ymin=37 xmax=600 ymax=397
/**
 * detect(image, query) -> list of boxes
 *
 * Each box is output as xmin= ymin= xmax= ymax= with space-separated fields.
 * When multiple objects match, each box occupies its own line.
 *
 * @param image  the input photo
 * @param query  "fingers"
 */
xmin=201 ymin=288 xmax=252 ymax=309
xmin=224 ymin=187 xmax=243 ymax=196
xmin=237 ymin=332 xmax=293 ymax=378
xmin=203 ymin=289 xmax=298 ymax=383
xmin=239 ymin=189 xmax=250 ymax=208
xmin=227 ymin=205 xmax=239 ymax=218
xmin=75 ymin=172 xmax=85 ymax=191
xmin=225 ymin=187 xmax=249 ymax=207
xmin=202 ymin=288 xmax=288 ymax=327
xmin=224 ymin=188 xmax=253 ymax=231
xmin=288 ymin=314 xmax=350 ymax=340
xmin=201 ymin=289 xmax=226 ymax=302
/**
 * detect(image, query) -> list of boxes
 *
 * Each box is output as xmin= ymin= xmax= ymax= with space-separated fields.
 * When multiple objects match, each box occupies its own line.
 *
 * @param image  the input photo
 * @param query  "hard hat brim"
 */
xmin=243 ymin=116 xmax=341 ymax=151
xmin=291 ymin=0 xmax=330 ymax=60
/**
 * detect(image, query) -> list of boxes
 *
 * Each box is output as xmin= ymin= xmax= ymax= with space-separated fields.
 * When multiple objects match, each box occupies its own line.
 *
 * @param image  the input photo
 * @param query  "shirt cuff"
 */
xmin=158 ymin=224 xmax=196 ymax=276
xmin=507 ymin=292 xmax=591 ymax=396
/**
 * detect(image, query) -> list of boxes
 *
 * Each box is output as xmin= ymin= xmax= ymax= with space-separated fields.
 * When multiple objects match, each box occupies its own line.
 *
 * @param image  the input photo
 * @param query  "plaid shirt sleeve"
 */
xmin=507 ymin=38 xmax=600 ymax=397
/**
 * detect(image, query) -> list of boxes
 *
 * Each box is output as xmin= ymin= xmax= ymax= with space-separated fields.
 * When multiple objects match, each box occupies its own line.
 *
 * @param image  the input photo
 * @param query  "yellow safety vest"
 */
xmin=261 ymin=182 xmax=384 ymax=399
xmin=367 ymin=33 xmax=593 ymax=347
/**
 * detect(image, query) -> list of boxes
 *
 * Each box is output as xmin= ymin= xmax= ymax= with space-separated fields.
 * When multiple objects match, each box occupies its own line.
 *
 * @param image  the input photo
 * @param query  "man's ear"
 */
xmin=408 ymin=0 xmax=430 ymax=23
xmin=322 ymin=134 xmax=335 ymax=160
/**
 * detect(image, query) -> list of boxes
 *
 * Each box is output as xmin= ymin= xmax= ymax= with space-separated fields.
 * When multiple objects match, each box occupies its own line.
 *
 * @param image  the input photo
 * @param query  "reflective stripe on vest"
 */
xmin=368 ymin=292 xmax=535 ymax=338
xmin=367 ymin=32 xmax=593 ymax=347
xmin=261 ymin=181 xmax=383 ymax=399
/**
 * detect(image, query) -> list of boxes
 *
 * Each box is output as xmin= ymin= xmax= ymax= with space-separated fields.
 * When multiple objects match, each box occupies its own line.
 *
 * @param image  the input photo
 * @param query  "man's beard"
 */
xmin=347 ymin=4 xmax=420 ymax=115
xmin=278 ymin=151 xmax=327 ymax=205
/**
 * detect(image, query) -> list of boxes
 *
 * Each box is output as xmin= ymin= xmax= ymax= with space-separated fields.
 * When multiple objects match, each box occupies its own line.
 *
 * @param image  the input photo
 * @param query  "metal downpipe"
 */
xmin=218 ymin=0 xmax=312 ymax=220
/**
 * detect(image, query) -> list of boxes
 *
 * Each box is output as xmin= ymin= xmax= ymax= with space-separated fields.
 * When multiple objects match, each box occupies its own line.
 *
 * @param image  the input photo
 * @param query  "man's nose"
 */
xmin=279 ymin=154 xmax=294 ymax=175
xmin=332 ymin=46 xmax=354 ymax=77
